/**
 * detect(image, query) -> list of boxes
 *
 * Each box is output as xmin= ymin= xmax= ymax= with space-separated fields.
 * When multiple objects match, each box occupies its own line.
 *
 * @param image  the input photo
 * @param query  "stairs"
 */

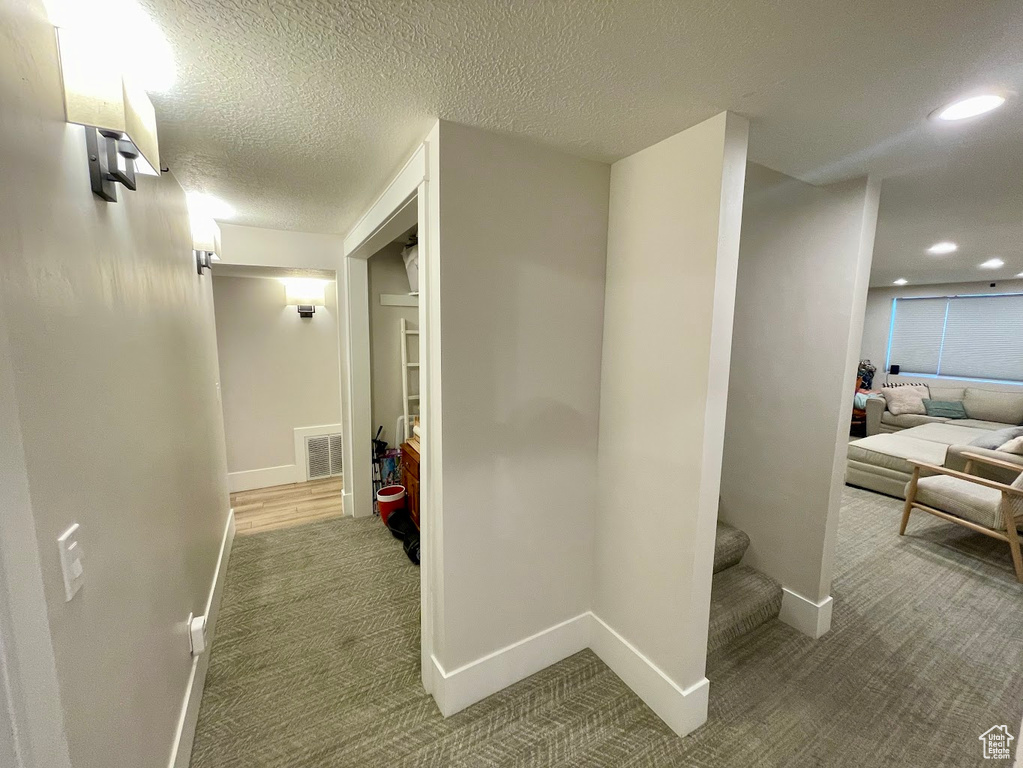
xmin=708 ymin=521 xmax=782 ymax=652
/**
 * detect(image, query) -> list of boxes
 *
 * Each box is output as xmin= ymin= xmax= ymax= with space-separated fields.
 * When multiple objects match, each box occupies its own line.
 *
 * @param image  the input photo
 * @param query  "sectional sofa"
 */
xmin=848 ymin=384 xmax=1023 ymax=498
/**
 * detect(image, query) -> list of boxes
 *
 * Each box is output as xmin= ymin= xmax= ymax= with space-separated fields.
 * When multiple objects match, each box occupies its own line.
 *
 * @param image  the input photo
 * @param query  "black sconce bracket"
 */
xmin=85 ymin=127 xmax=144 ymax=202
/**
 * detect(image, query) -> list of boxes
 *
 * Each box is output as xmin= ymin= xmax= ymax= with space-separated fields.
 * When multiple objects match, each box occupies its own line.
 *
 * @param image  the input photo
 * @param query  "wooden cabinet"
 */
xmin=401 ymin=440 xmax=420 ymax=529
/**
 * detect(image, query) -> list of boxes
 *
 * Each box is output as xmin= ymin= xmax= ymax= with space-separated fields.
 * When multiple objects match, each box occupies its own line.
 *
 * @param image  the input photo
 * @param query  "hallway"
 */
xmin=230 ymin=478 xmax=344 ymax=536
xmin=189 ymin=489 xmax=1023 ymax=767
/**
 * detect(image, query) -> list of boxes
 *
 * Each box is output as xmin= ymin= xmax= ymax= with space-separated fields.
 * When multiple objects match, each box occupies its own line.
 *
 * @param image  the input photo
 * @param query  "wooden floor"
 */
xmin=231 ymin=477 xmax=344 ymax=536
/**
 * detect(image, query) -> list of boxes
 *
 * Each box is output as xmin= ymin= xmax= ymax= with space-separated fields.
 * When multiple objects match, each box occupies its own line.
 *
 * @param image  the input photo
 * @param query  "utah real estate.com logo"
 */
xmin=979 ymin=725 xmax=1014 ymax=760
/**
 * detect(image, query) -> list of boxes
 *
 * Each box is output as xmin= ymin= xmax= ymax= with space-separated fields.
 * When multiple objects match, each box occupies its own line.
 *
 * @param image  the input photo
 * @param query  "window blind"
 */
xmin=887 ymin=297 xmax=947 ymax=375
xmin=887 ymin=293 xmax=1023 ymax=382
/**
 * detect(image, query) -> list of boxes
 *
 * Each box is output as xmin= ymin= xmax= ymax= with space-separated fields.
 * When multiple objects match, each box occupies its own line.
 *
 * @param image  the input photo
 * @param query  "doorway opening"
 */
xmin=210 ymin=263 xmax=344 ymax=535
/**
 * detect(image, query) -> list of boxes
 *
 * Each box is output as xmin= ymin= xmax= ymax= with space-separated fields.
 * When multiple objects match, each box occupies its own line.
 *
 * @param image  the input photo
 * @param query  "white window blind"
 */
xmin=887 ymin=294 xmax=1023 ymax=382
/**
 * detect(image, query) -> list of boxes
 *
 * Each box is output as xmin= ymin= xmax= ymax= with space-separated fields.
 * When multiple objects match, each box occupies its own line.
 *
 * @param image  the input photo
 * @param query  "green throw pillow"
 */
xmin=922 ymin=399 xmax=968 ymax=419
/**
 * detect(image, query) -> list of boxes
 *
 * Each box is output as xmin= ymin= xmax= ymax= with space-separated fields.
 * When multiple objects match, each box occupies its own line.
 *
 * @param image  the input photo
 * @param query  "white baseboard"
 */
xmin=779 ymin=588 xmax=833 ymax=639
xmin=342 ymin=490 xmax=354 ymax=517
xmin=227 ymin=465 xmax=299 ymax=493
xmin=167 ymin=510 xmax=236 ymax=768
xmin=589 ymin=613 xmax=708 ymax=737
xmin=430 ymin=612 xmax=591 ymax=717
xmin=429 ymin=611 xmax=709 ymax=738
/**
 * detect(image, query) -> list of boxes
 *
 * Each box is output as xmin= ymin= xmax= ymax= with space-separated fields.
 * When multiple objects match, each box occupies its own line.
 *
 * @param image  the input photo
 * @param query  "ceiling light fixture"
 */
xmin=932 ymin=94 xmax=1006 ymax=121
xmin=979 ymin=258 xmax=1005 ymax=269
xmin=926 ymin=241 xmax=958 ymax=255
xmin=893 ymin=278 xmax=909 ymax=286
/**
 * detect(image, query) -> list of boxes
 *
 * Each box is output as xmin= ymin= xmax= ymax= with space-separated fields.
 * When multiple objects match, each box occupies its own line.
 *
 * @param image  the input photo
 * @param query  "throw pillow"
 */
xmin=997 ymin=436 xmax=1023 ymax=456
xmin=881 ymin=386 xmax=928 ymax=416
xmin=922 ymin=399 xmax=968 ymax=419
xmin=968 ymin=426 xmax=1023 ymax=451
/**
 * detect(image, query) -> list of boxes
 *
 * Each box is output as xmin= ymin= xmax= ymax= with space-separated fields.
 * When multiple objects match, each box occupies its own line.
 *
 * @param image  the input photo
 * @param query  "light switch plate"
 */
xmin=57 ymin=523 xmax=84 ymax=602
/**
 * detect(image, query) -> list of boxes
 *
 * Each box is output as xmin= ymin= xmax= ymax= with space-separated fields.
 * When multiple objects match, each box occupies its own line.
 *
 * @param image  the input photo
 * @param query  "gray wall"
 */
xmin=368 ymin=243 xmax=418 ymax=448
xmin=433 ymin=121 xmax=609 ymax=670
xmin=0 ymin=2 xmax=230 ymax=766
xmin=721 ymin=163 xmax=879 ymax=605
xmin=212 ymin=274 xmax=342 ymax=473
xmin=861 ymin=278 xmax=1023 ymax=394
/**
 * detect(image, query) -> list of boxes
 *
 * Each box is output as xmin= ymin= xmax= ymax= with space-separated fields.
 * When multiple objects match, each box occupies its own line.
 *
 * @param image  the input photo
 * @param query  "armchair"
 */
xmin=901 ymin=452 xmax=1023 ymax=583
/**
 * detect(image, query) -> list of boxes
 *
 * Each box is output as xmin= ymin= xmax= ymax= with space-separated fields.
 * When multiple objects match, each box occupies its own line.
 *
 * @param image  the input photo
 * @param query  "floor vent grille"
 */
xmin=306 ymin=434 xmax=343 ymax=480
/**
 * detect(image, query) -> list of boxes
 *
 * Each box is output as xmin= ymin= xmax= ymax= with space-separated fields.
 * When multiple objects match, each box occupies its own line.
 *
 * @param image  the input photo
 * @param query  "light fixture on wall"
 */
xmin=187 ymin=193 xmax=230 ymax=274
xmin=50 ymin=16 xmax=165 ymax=201
xmin=281 ymin=278 xmax=327 ymax=318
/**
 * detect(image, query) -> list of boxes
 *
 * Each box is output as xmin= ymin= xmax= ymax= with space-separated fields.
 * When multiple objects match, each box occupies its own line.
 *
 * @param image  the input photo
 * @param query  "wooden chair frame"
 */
xmin=901 ymin=451 xmax=1023 ymax=583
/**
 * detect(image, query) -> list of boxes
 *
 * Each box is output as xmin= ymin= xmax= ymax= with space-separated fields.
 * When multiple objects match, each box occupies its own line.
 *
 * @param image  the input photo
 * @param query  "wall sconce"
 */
xmin=191 ymin=215 xmax=221 ymax=275
xmin=281 ymin=279 xmax=327 ymax=318
xmin=55 ymin=28 xmax=161 ymax=202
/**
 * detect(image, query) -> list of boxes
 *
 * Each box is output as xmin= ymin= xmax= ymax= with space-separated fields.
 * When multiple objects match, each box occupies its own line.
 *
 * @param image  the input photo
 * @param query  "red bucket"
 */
xmin=377 ymin=485 xmax=406 ymax=526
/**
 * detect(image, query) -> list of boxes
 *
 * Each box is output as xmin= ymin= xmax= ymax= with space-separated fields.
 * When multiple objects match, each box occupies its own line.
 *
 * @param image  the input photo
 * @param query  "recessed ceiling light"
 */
xmin=932 ymin=94 xmax=1006 ymax=121
xmin=979 ymin=258 xmax=1005 ymax=269
xmin=926 ymin=241 xmax=958 ymax=255
xmin=893 ymin=278 xmax=909 ymax=286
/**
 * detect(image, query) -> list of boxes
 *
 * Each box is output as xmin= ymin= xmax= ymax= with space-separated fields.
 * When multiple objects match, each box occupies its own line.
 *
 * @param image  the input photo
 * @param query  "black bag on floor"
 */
xmin=403 ymin=527 xmax=420 ymax=566
xmin=384 ymin=508 xmax=420 ymax=565
xmin=386 ymin=508 xmax=411 ymax=540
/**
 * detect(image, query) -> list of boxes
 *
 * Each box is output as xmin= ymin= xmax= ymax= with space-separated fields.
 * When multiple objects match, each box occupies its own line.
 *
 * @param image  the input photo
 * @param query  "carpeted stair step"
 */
xmin=713 ymin=521 xmax=750 ymax=574
xmin=707 ymin=564 xmax=782 ymax=652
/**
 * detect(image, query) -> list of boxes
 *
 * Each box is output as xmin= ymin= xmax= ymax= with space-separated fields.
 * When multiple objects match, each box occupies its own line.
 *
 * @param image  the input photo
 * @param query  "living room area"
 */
xmin=846 ymin=99 xmax=1023 ymax=582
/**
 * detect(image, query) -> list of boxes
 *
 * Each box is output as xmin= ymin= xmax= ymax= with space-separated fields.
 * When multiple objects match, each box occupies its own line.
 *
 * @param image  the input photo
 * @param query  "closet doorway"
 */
xmin=341 ymin=143 xmax=435 ymax=692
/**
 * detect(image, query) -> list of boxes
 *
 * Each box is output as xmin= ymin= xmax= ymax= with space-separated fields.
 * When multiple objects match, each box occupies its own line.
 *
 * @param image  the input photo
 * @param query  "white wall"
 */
xmin=720 ymin=163 xmax=879 ymax=619
xmin=861 ymin=278 xmax=1023 ymax=393
xmin=218 ymin=222 xmax=345 ymax=271
xmin=594 ymin=112 xmax=749 ymax=733
xmin=0 ymin=3 xmax=231 ymax=767
xmin=215 ymin=222 xmax=357 ymax=501
xmin=212 ymin=274 xmax=342 ymax=483
xmin=368 ymin=243 xmax=418 ymax=447
xmin=430 ymin=121 xmax=609 ymax=695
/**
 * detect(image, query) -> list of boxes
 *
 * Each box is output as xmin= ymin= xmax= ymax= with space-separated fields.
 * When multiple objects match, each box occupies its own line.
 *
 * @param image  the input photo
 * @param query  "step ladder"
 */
xmin=400 ymin=318 xmax=420 ymax=443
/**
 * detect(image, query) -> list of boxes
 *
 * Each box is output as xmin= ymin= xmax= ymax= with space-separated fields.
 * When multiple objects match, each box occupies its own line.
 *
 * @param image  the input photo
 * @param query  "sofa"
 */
xmin=850 ymin=385 xmax=1023 ymax=499
xmin=865 ymin=384 xmax=1023 ymax=436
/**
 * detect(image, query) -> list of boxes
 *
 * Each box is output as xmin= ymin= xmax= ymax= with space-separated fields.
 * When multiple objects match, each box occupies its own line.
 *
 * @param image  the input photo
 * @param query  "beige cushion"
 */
xmin=848 ymin=433 xmax=948 ymax=475
xmin=900 ymin=422 xmax=994 ymax=446
xmin=963 ymin=388 xmax=1023 ymax=425
xmin=913 ymin=467 xmax=1023 ymax=531
xmin=881 ymin=412 xmax=945 ymax=429
xmin=998 ymin=436 xmax=1023 ymax=456
xmin=882 ymin=386 xmax=929 ymax=416
xmin=915 ymin=475 xmax=1003 ymax=529
xmin=956 ymin=419 xmax=1016 ymax=431
xmin=927 ymin=385 xmax=966 ymax=402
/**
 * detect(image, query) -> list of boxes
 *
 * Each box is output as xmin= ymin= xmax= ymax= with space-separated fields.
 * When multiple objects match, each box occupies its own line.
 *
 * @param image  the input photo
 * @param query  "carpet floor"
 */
xmin=190 ymin=487 xmax=1023 ymax=767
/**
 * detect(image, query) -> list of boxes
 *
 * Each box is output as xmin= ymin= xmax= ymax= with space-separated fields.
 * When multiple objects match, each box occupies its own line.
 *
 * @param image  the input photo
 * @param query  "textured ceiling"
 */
xmin=142 ymin=0 xmax=1023 ymax=282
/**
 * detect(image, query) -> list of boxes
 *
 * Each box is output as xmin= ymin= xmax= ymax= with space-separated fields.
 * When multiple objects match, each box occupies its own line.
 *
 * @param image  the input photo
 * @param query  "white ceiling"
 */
xmin=142 ymin=0 xmax=1023 ymax=284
